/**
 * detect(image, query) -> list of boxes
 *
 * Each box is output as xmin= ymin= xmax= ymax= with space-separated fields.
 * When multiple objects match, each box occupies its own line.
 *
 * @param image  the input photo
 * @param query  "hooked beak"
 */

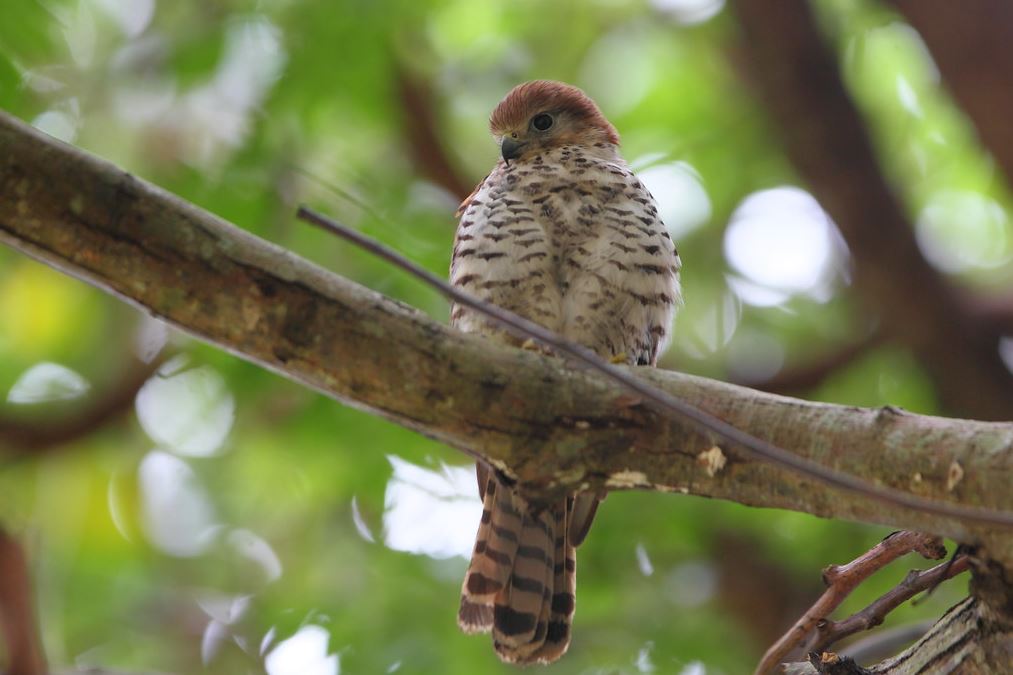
xmin=501 ymin=137 xmax=527 ymax=162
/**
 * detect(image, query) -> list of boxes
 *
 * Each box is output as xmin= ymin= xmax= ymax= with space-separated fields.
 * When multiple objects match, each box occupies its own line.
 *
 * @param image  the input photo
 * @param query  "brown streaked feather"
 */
xmin=527 ymin=504 xmax=574 ymax=663
xmin=568 ymin=492 xmax=601 ymax=548
xmin=493 ymin=505 xmax=558 ymax=662
xmin=492 ymin=506 xmax=553 ymax=648
xmin=455 ymin=173 xmax=491 ymax=219
xmin=476 ymin=462 xmax=490 ymax=501
xmin=458 ymin=477 xmax=521 ymax=634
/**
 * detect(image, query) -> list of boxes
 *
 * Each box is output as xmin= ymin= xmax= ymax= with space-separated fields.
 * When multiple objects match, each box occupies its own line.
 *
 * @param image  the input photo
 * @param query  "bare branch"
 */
xmin=1 ymin=110 xmax=1012 ymax=562
xmin=783 ymin=595 xmax=993 ymax=675
xmin=806 ymin=556 xmax=971 ymax=655
xmin=754 ymin=531 xmax=946 ymax=675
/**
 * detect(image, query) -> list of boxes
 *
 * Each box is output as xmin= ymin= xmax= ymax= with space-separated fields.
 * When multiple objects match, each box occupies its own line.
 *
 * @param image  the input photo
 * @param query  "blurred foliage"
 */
xmin=2 ymin=0 xmax=1009 ymax=673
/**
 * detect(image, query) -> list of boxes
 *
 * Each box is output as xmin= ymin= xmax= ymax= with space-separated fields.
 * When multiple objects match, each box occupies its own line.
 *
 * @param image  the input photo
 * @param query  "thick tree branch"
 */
xmin=1 ymin=110 xmax=1012 ymax=562
xmin=302 ymin=205 xmax=1013 ymax=528
xmin=731 ymin=0 xmax=1013 ymax=421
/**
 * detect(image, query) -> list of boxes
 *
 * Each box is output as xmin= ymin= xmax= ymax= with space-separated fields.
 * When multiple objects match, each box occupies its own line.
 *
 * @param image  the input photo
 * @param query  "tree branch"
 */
xmin=805 ymin=555 xmax=971 ymax=655
xmin=1 ymin=109 xmax=1012 ymax=562
xmin=755 ymin=531 xmax=946 ymax=675
xmin=783 ymin=595 xmax=1002 ymax=674
xmin=731 ymin=0 xmax=1013 ymax=421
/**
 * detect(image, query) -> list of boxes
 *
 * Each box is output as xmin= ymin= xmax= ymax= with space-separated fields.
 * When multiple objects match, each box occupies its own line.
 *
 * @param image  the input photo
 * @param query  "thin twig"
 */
xmin=753 ymin=531 xmax=946 ymax=675
xmin=806 ymin=556 xmax=971 ymax=655
xmin=296 ymin=205 xmax=1013 ymax=529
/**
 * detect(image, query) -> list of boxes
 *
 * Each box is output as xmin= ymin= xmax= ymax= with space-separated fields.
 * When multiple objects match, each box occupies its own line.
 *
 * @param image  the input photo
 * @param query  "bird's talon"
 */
xmin=609 ymin=352 xmax=629 ymax=364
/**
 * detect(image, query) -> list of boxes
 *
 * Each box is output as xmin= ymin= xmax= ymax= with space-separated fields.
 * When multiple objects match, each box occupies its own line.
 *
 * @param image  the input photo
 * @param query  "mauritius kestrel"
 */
xmin=451 ymin=80 xmax=682 ymax=664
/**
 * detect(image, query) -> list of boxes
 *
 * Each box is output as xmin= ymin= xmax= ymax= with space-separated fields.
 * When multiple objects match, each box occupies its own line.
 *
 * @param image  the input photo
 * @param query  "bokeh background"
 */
xmin=2 ymin=0 xmax=1012 ymax=673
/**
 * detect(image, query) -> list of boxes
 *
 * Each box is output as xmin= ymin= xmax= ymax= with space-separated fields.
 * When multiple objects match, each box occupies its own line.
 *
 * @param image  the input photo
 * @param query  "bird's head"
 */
xmin=489 ymin=80 xmax=620 ymax=163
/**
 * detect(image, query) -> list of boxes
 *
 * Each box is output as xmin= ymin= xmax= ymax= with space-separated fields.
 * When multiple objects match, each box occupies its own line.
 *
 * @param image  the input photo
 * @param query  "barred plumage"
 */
xmin=452 ymin=81 xmax=681 ymax=664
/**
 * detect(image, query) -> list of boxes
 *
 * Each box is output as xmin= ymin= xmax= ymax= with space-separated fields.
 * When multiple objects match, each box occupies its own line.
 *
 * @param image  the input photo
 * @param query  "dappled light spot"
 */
xmin=351 ymin=496 xmax=377 ymax=543
xmin=227 ymin=528 xmax=283 ymax=583
xmin=724 ymin=187 xmax=844 ymax=303
xmin=999 ymin=337 xmax=1013 ymax=375
xmin=635 ymin=542 xmax=654 ymax=576
xmin=133 ymin=316 xmax=170 ymax=363
xmin=383 ymin=455 xmax=481 ymax=559
xmin=638 ymin=161 xmax=712 ymax=239
xmin=59 ymin=1 xmax=97 ymax=67
xmin=679 ymin=662 xmax=707 ymax=675
xmin=895 ymin=75 xmax=924 ymax=118
xmin=916 ymin=190 xmax=1012 ymax=273
xmin=138 ymin=450 xmax=219 ymax=557
xmin=635 ymin=641 xmax=655 ymax=672
xmin=260 ymin=626 xmax=277 ymax=657
xmin=31 ymin=109 xmax=78 ymax=143
xmin=265 ymin=625 xmax=339 ymax=675
xmin=682 ymin=289 xmax=740 ymax=358
xmin=144 ymin=17 xmax=285 ymax=166
xmin=650 ymin=0 xmax=725 ymax=25
xmin=94 ymin=0 xmax=155 ymax=38
xmin=663 ymin=560 xmax=715 ymax=608
xmin=724 ymin=275 xmax=791 ymax=308
xmin=201 ymin=619 xmax=231 ymax=667
xmin=725 ymin=329 xmax=786 ymax=383
xmin=135 ymin=357 xmax=235 ymax=457
xmin=7 ymin=361 xmax=90 ymax=403
xmin=198 ymin=592 xmax=252 ymax=626
xmin=107 ymin=472 xmax=134 ymax=542
xmin=579 ymin=26 xmax=656 ymax=116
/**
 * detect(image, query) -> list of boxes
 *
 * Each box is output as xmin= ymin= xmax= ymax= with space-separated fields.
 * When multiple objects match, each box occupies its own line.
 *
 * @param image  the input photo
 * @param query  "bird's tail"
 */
xmin=458 ymin=469 xmax=577 ymax=664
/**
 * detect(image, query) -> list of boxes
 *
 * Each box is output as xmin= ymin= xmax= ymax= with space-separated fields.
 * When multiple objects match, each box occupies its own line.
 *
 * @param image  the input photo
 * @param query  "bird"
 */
xmin=450 ymin=80 xmax=682 ymax=664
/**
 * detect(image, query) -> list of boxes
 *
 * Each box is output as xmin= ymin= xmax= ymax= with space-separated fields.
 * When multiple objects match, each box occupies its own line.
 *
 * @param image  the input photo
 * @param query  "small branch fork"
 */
xmin=295 ymin=205 xmax=1013 ymax=529
xmin=804 ymin=555 xmax=971 ymax=656
xmin=755 ymin=532 xmax=969 ymax=675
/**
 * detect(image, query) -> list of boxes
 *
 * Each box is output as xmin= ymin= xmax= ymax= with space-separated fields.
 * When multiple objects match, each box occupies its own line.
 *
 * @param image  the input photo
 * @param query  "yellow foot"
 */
xmin=609 ymin=352 xmax=629 ymax=364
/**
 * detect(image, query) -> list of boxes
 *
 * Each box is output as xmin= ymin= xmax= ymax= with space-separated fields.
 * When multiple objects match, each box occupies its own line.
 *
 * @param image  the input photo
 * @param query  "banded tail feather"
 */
xmin=459 ymin=468 xmax=589 ymax=664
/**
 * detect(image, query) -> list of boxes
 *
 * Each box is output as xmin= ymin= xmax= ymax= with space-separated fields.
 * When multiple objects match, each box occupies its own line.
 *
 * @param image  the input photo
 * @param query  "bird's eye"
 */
xmin=531 ymin=113 xmax=554 ymax=132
